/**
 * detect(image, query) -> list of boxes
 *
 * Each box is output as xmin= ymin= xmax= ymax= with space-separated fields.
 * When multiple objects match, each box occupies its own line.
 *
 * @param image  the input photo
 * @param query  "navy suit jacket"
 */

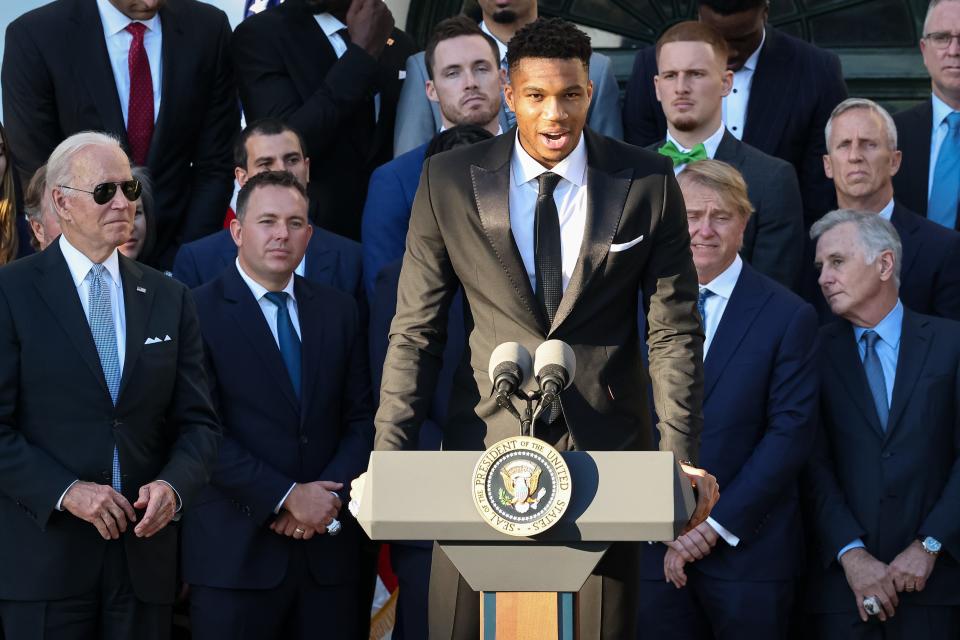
xmin=892 ymin=99 xmax=960 ymax=230
xmin=361 ymin=144 xmax=427 ymax=298
xmin=804 ymin=309 xmax=960 ymax=612
xmin=641 ymin=263 xmax=818 ymax=582
xmin=892 ymin=202 xmax=960 ymax=321
xmin=182 ymin=264 xmax=374 ymax=590
xmin=623 ymin=26 xmax=847 ymax=227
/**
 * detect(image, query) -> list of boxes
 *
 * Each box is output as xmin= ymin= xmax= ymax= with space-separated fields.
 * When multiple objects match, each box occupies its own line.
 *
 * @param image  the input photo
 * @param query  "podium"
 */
xmin=356 ymin=449 xmax=695 ymax=639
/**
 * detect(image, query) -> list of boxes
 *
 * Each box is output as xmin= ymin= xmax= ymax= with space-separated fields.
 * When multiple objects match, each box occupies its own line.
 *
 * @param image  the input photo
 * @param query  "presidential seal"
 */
xmin=472 ymin=436 xmax=572 ymax=537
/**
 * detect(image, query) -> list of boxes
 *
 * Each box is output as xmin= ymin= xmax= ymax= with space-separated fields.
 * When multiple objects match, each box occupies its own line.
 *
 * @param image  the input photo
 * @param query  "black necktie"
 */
xmin=535 ymin=172 xmax=563 ymax=328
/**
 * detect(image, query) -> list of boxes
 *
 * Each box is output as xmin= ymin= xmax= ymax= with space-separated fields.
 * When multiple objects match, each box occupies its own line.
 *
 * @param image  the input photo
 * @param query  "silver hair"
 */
xmin=824 ymin=98 xmax=898 ymax=151
xmin=46 ymin=131 xmax=126 ymax=203
xmin=810 ymin=209 xmax=902 ymax=286
xmin=923 ymin=0 xmax=960 ymax=35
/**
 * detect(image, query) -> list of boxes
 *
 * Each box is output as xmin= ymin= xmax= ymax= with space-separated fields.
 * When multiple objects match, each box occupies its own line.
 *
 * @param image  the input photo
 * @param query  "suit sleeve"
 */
xmin=155 ymin=286 xmax=222 ymax=510
xmin=393 ymin=53 xmax=437 ymax=158
xmin=374 ymin=160 xmax=458 ymax=451
xmin=586 ymin=54 xmax=623 ymax=140
xmin=644 ymin=167 xmax=705 ymax=465
xmin=233 ymin=20 xmax=381 ymax=162
xmin=622 ymin=48 xmax=664 ymax=147
xmin=0 ymin=284 xmax=77 ymax=530
xmin=1 ymin=18 xmax=64 ymax=183
xmin=931 ymin=233 xmax=960 ymax=321
xmin=361 ymin=164 xmax=414 ymax=299
xmin=710 ymin=302 xmax=819 ymax=541
xmin=748 ymin=161 xmax=804 ymax=289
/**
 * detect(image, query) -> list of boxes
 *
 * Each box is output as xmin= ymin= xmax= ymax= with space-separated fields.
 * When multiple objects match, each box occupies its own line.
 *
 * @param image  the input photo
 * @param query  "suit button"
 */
xmin=299 ymin=435 xmax=309 ymax=445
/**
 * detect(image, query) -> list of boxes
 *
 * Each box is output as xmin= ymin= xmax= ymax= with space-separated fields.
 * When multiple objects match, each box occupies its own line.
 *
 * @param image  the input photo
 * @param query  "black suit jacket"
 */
xmin=650 ymin=131 xmax=805 ymax=289
xmin=376 ymin=128 xmax=704 ymax=463
xmin=182 ymin=265 xmax=373 ymax=589
xmin=892 ymin=99 xmax=960 ymax=230
xmin=891 ymin=202 xmax=960 ymax=321
xmin=0 ymin=242 xmax=220 ymax=604
xmin=624 ymin=26 xmax=847 ymax=227
xmin=804 ymin=309 xmax=960 ymax=612
xmin=1 ymin=0 xmax=239 ymax=269
xmin=232 ymin=0 xmax=416 ymax=240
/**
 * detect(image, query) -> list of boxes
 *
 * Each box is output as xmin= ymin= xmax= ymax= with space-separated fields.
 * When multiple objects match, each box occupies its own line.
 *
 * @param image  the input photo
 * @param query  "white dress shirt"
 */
xmin=667 ymin=123 xmax=727 ymax=177
xmin=96 ymin=0 xmax=162 ymax=126
xmin=697 ymin=255 xmax=744 ymax=546
xmin=927 ymin=92 xmax=959 ymax=199
xmin=509 ymin=132 xmax=589 ymax=294
xmin=722 ymin=29 xmax=765 ymax=140
xmin=315 ymin=13 xmax=380 ymax=121
xmin=480 ymin=21 xmax=509 ymax=68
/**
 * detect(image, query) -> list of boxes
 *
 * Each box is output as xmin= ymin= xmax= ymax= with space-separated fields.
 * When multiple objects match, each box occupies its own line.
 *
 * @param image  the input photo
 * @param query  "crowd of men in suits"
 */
xmin=0 ymin=0 xmax=958 ymax=638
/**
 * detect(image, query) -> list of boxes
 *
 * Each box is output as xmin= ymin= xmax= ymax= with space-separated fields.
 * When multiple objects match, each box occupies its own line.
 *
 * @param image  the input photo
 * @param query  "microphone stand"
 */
xmin=519 ymin=391 xmax=540 ymax=439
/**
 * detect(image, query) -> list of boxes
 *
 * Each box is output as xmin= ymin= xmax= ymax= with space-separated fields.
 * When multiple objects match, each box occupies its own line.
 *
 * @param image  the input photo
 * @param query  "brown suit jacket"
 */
xmin=374 ymin=128 xmax=704 ymax=463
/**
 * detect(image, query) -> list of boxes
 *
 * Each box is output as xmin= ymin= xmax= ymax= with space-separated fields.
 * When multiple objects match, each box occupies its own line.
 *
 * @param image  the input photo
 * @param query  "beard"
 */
xmin=670 ymin=114 xmax=700 ymax=133
xmin=490 ymin=9 xmax=518 ymax=24
xmin=443 ymin=99 xmax=499 ymax=130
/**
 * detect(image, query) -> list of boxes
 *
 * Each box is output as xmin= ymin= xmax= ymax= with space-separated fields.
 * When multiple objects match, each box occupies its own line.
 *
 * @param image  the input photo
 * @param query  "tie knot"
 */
xmin=698 ymin=288 xmax=714 ymax=306
xmin=264 ymin=291 xmax=288 ymax=309
xmin=126 ymin=22 xmax=147 ymax=40
xmin=658 ymin=141 xmax=708 ymax=167
xmin=947 ymin=111 xmax=960 ymax=132
xmin=88 ymin=263 xmax=106 ymax=281
xmin=537 ymin=172 xmax=562 ymax=197
xmin=861 ymin=329 xmax=880 ymax=348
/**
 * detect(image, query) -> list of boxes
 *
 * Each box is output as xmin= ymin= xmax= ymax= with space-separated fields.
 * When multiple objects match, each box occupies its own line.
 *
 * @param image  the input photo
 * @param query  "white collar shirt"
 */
xmin=928 ymin=92 xmax=959 ymax=198
xmin=509 ymin=132 xmax=589 ymax=294
xmin=722 ymin=28 xmax=765 ymax=140
xmin=96 ymin=0 xmax=162 ymax=126
xmin=234 ymin=258 xmax=302 ymax=344
xmin=480 ymin=21 xmax=509 ymax=69
xmin=699 ymin=254 xmax=743 ymax=358
xmin=667 ymin=123 xmax=727 ymax=176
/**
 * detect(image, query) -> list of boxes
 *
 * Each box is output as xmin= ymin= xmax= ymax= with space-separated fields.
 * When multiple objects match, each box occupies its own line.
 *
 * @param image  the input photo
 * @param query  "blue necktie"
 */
xmin=929 ymin=111 xmax=960 ymax=229
xmin=265 ymin=292 xmax=301 ymax=399
xmin=87 ymin=264 xmax=122 ymax=492
xmin=698 ymin=288 xmax=714 ymax=329
xmin=861 ymin=330 xmax=889 ymax=431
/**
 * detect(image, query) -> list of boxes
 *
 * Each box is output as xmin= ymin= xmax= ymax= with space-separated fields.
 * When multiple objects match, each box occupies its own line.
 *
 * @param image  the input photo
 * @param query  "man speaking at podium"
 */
xmin=368 ymin=17 xmax=718 ymax=639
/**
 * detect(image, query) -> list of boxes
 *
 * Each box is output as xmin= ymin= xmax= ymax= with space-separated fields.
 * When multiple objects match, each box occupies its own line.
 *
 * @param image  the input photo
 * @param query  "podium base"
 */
xmin=480 ymin=592 xmax=576 ymax=640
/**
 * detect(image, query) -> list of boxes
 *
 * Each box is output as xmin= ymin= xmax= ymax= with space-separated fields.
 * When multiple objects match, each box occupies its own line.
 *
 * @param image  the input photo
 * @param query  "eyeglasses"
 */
xmin=59 ymin=179 xmax=142 ymax=205
xmin=923 ymin=31 xmax=960 ymax=50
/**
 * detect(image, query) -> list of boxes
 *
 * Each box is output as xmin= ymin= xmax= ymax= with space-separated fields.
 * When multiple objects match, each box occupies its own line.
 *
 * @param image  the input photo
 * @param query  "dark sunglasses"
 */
xmin=59 ymin=179 xmax=142 ymax=205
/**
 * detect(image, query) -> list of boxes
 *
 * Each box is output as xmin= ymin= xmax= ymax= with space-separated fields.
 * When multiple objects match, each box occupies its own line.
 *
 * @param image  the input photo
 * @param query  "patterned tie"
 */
xmin=264 ymin=292 xmax=302 ymax=399
xmin=535 ymin=172 xmax=563 ymax=329
xmin=125 ymin=23 xmax=154 ymax=166
xmin=861 ymin=330 xmax=889 ymax=431
xmin=929 ymin=112 xmax=960 ymax=229
xmin=501 ymin=58 xmax=517 ymax=129
xmin=698 ymin=288 xmax=714 ymax=332
xmin=658 ymin=141 xmax=708 ymax=168
xmin=88 ymin=264 xmax=122 ymax=492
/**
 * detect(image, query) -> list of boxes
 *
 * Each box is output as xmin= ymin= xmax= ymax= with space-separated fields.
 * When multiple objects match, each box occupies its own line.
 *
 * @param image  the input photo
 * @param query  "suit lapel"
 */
xmin=223 ymin=266 xmax=300 ymax=413
xmin=824 ymin=323 xmax=885 ymax=439
xmin=67 ymin=0 xmax=126 ymax=138
xmin=702 ymin=266 xmax=768 ymax=400
xmin=149 ymin=2 xmax=185 ymax=166
xmin=885 ymin=310 xmax=931 ymax=439
xmin=551 ymin=131 xmax=631 ymax=332
xmin=295 ymin=279 xmax=323 ymax=423
xmin=713 ymin=131 xmax=745 ymax=169
xmin=34 ymin=245 xmax=111 ymax=399
xmin=117 ymin=256 xmax=154 ymax=399
xmin=743 ymin=28 xmax=790 ymax=152
xmin=471 ymin=135 xmax=544 ymax=330
xmin=898 ymin=100 xmax=933 ymax=215
xmin=305 ymin=229 xmax=337 ymax=283
xmin=890 ymin=204 xmax=921 ymax=277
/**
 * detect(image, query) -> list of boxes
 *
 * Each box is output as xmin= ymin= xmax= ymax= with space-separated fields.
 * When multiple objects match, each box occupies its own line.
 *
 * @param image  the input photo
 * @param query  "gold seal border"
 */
xmin=471 ymin=435 xmax=573 ymax=537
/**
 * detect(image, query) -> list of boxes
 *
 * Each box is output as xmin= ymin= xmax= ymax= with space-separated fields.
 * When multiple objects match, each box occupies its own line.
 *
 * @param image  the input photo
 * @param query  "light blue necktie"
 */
xmin=88 ymin=264 xmax=122 ymax=492
xmin=698 ymin=288 xmax=714 ymax=329
xmin=265 ymin=292 xmax=302 ymax=400
xmin=929 ymin=111 xmax=960 ymax=229
xmin=861 ymin=330 xmax=889 ymax=431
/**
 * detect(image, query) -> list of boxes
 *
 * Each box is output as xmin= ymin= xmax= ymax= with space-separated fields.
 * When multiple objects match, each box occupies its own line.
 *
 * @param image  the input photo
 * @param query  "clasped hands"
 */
xmin=269 ymin=480 xmax=342 ymax=540
xmin=61 ymin=480 xmax=177 ymax=540
xmin=839 ymin=542 xmax=937 ymax=622
xmin=661 ymin=463 xmax=721 ymax=588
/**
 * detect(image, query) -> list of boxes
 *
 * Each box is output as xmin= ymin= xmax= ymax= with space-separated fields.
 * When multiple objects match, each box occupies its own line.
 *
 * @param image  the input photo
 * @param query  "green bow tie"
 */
xmin=658 ymin=141 xmax=708 ymax=167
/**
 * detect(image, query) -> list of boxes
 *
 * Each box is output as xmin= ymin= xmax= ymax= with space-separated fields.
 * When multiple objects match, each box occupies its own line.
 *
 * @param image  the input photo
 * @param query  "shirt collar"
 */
xmin=852 ymin=299 xmax=903 ymax=350
xmin=480 ymin=21 xmax=509 ymax=65
xmin=741 ymin=28 xmax=765 ymax=73
xmin=314 ymin=12 xmax=348 ymax=39
xmin=699 ymin=254 xmax=742 ymax=300
xmin=96 ymin=0 xmax=160 ymax=36
xmin=667 ymin=123 xmax=727 ymax=158
xmin=878 ymin=198 xmax=895 ymax=221
xmin=512 ymin=131 xmax=588 ymax=189
xmin=234 ymin=258 xmax=296 ymax=302
xmin=59 ymin=234 xmax=122 ymax=290
xmin=931 ymin=92 xmax=957 ymax=129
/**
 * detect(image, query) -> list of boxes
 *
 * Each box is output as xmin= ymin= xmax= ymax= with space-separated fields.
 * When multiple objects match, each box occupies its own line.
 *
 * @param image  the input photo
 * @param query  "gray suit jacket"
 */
xmin=376 ymin=129 xmax=704 ymax=463
xmin=393 ymin=50 xmax=624 ymax=156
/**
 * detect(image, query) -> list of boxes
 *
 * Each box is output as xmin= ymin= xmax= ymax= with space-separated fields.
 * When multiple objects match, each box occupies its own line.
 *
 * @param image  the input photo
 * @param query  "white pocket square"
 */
xmin=144 ymin=336 xmax=173 ymax=345
xmin=610 ymin=234 xmax=645 ymax=253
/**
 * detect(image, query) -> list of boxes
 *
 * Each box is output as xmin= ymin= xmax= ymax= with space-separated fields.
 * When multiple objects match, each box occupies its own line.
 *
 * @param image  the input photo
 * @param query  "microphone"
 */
xmin=532 ymin=340 xmax=576 ymax=422
xmin=488 ymin=342 xmax=533 ymax=420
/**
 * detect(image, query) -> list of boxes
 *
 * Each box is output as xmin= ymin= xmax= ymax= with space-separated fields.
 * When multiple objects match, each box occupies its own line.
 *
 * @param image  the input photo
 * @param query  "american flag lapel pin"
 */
xmin=137 ymin=286 xmax=146 ymax=293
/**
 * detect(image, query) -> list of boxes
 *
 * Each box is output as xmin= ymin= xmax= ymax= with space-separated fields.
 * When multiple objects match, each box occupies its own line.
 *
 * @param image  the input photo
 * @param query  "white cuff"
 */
xmin=56 ymin=479 xmax=80 ymax=511
xmin=706 ymin=516 xmax=740 ymax=547
xmin=156 ymin=480 xmax=183 ymax=512
xmin=275 ymin=483 xmax=297 ymax=514
xmin=837 ymin=538 xmax=866 ymax=562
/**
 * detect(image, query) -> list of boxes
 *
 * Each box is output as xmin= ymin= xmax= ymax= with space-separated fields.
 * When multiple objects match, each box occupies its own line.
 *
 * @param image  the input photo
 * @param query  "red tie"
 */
xmin=125 ymin=22 xmax=154 ymax=166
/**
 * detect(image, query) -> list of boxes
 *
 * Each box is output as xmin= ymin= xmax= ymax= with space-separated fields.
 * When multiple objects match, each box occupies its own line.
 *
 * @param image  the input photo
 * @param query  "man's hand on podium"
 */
xmin=679 ymin=464 xmax=719 ymax=533
xmin=348 ymin=471 xmax=368 ymax=518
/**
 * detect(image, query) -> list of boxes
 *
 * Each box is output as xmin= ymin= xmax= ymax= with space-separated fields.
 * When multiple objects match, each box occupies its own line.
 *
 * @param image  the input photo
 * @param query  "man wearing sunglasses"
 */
xmin=0 ymin=131 xmax=221 ymax=640
xmin=893 ymin=0 xmax=960 ymax=231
